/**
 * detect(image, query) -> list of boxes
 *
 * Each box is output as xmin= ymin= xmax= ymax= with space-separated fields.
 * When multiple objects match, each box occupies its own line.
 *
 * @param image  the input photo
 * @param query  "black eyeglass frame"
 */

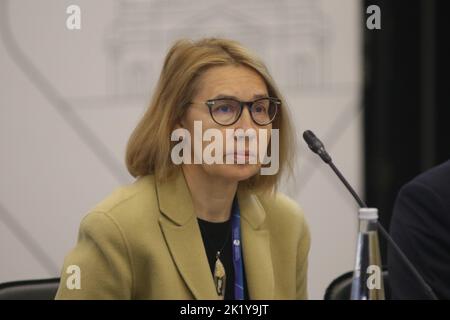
xmin=193 ymin=97 xmax=281 ymax=126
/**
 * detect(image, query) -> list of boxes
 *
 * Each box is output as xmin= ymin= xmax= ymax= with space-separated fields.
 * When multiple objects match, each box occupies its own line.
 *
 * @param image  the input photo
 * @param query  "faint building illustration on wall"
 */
xmin=104 ymin=0 xmax=332 ymax=97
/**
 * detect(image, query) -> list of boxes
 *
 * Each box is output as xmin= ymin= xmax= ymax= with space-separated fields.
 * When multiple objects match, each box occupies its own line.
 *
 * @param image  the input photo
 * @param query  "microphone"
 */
xmin=303 ymin=130 xmax=332 ymax=164
xmin=302 ymin=130 xmax=438 ymax=300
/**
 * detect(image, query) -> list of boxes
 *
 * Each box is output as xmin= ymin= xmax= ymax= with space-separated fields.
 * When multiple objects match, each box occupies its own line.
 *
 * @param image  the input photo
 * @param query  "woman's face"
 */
xmin=180 ymin=64 xmax=272 ymax=183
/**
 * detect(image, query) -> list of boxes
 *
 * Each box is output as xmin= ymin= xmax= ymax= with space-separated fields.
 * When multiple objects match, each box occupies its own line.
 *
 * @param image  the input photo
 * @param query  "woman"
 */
xmin=55 ymin=38 xmax=310 ymax=300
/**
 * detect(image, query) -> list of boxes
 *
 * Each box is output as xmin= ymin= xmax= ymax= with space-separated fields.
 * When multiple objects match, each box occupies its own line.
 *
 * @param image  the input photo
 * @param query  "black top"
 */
xmin=388 ymin=159 xmax=450 ymax=299
xmin=197 ymin=217 xmax=249 ymax=300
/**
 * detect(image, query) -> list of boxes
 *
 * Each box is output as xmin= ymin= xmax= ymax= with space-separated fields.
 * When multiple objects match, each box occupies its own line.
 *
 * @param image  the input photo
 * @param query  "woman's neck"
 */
xmin=182 ymin=165 xmax=238 ymax=222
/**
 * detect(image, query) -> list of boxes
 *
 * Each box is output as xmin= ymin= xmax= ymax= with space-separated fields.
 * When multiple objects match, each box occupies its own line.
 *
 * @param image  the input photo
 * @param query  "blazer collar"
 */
xmin=156 ymin=166 xmax=274 ymax=299
xmin=156 ymin=167 xmax=266 ymax=229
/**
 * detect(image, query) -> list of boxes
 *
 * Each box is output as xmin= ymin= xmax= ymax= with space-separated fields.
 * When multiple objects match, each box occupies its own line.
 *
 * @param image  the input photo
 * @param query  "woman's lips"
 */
xmin=224 ymin=151 xmax=257 ymax=163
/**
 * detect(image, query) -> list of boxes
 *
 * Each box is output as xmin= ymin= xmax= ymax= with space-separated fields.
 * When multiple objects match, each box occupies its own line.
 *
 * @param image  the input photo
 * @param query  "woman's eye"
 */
xmin=217 ymin=105 xmax=232 ymax=113
xmin=254 ymin=105 xmax=266 ymax=113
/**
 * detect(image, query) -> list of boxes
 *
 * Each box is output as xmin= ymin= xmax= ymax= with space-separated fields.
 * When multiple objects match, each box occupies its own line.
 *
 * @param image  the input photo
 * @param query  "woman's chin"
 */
xmin=205 ymin=164 xmax=260 ymax=182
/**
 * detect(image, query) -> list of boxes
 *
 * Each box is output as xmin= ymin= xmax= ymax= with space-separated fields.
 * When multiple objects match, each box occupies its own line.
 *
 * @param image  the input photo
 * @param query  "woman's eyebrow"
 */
xmin=212 ymin=93 xmax=269 ymax=100
xmin=253 ymin=93 xmax=269 ymax=99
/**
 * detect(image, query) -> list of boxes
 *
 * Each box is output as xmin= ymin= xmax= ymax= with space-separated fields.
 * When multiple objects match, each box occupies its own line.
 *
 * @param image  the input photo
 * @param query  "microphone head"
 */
xmin=302 ymin=130 xmax=332 ymax=163
xmin=302 ymin=130 xmax=323 ymax=153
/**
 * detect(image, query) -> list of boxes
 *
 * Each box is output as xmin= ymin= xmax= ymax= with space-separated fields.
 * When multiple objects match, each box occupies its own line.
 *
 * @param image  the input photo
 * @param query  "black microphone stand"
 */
xmin=303 ymin=130 xmax=438 ymax=300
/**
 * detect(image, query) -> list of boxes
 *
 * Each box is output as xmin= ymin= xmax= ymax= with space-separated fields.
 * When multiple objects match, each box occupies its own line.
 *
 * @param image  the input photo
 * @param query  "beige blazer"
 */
xmin=55 ymin=168 xmax=310 ymax=299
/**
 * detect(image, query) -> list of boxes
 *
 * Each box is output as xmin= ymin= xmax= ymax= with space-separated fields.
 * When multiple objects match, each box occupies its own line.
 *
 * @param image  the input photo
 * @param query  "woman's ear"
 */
xmin=174 ymin=122 xmax=184 ymax=130
xmin=173 ymin=119 xmax=187 ymax=137
xmin=176 ymin=115 xmax=188 ymax=130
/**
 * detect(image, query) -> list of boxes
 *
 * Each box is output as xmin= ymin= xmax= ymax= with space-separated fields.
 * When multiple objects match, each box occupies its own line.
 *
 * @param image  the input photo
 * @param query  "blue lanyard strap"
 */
xmin=231 ymin=196 xmax=244 ymax=300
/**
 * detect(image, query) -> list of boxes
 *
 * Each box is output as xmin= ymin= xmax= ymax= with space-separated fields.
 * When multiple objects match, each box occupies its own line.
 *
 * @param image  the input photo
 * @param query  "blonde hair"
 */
xmin=126 ymin=37 xmax=297 ymax=194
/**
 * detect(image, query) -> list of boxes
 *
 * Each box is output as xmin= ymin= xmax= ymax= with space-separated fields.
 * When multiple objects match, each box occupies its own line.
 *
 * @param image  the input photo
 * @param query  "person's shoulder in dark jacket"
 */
xmin=388 ymin=159 xmax=450 ymax=299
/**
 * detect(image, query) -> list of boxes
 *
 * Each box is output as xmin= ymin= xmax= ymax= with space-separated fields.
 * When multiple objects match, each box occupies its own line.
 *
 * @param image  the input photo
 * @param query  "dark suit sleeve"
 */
xmin=388 ymin=181 xmax=450 ymax=299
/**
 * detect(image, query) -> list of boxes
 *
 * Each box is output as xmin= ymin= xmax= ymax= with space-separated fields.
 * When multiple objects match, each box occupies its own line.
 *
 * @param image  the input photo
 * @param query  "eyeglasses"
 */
xmin=190 ymin=97 xmax=280 ymax=126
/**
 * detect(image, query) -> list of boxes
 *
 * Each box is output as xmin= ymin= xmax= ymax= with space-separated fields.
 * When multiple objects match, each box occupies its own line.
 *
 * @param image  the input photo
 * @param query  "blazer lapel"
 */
xmin=237 ymin=187 xmax=275 ymax=300
xmin=156 ymin=167 xmax=274 ymax=300
xmin=156 ymin=168 xmax=219 ymax=300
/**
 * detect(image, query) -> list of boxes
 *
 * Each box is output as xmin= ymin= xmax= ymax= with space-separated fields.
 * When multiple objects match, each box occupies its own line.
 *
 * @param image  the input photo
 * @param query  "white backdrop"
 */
xmin=0 ymin=0 xmax=362 ymax=299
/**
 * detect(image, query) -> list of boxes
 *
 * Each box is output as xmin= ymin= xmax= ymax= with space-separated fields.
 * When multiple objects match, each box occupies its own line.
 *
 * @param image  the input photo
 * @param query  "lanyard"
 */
xmin=231 ymin=196 xmax=244 ymax=300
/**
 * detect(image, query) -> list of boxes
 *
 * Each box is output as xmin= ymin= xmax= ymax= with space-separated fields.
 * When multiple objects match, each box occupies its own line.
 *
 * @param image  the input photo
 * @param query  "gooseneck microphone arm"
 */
xmin=302 ymin=130 xmax=438 ymax=300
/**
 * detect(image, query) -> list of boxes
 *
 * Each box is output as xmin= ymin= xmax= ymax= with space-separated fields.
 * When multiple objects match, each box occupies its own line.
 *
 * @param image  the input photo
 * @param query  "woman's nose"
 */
xmin=236 ymin=105 xmax=255 ymax=129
